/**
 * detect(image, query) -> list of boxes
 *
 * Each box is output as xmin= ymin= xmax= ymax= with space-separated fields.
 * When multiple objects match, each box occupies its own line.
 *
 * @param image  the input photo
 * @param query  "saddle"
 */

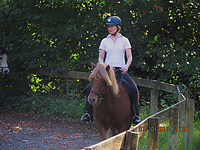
xmin=115 ymin=73 xmax=133 ymax=104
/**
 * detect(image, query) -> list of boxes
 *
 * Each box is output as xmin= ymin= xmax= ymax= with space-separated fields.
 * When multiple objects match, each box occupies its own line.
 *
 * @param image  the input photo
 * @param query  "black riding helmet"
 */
xmin=106 ymin=16 xmax=121 ymax=36
xmin=106 ymin=16 xmax=122 ymax=26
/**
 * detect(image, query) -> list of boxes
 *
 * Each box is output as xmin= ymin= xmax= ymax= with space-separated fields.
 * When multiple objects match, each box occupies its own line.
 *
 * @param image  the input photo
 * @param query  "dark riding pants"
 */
xmin=115 ymin=69 xmax=139 ymax=117
xmin=84 ymin=82 xmax=93 ymax=114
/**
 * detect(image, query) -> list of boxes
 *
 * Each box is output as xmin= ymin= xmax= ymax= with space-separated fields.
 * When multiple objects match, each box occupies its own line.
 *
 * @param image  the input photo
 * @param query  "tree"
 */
xmin=0 ymin=0 xmax=199 ymax=114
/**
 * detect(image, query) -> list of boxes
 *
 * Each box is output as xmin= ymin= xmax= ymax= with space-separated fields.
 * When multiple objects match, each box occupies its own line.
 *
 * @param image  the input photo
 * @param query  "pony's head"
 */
xmin=0 ymin=46 xmax=9 ymax=75
xmin=88 ymin=62 xmax=119 ymax=105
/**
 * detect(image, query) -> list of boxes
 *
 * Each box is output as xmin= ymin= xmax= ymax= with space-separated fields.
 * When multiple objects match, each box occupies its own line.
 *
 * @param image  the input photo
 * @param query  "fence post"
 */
xmin=184 ymin=99 xmax=194 ymax=149
xmin=120 ymin=131 xmax=140 ymax=150
xmin=121 ymin=131 xmax=132 ymax=150
xmin=150 ymin=89 xmax=159 ymax=115
xmin=130 ymin=132 xmax=139 ymax=150
xmin=181 ymin=90 xmax=189 ymax=99
xmin=178 ymin=87 xmax=188 ymax=129
xmin=169 ymin=107 xmax=179 ymax=150
xmin=147 ymin=118 xmax=159 ymax=150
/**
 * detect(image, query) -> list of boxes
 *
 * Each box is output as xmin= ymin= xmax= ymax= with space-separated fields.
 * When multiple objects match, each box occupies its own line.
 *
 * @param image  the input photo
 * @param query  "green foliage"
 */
xmin=139 ymin=86 xmax=177 ymax=111
xmin=30 ymin=93 xmax=85 ymax=119
xmin=0 ymin=0 xmax=199 ymax=116
xmin=0 ymin=91 xmax=85 ymax=119
xmin=138 ymin=113 xmax=200 ymax=150
xmin=193 ymin=118 xmax=200 ymax=150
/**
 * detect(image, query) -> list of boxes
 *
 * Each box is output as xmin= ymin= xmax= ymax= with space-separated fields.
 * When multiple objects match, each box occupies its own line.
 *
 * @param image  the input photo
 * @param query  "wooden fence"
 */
xmin=27 ymin=69 xmax=194 ymax=150
xmin=83 ymin=77 xmax=194 ymax=150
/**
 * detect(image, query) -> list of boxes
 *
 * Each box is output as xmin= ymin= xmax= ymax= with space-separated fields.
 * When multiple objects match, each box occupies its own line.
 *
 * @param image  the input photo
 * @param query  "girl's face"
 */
xmin=108 ymin=25 xmax=117 ymax=35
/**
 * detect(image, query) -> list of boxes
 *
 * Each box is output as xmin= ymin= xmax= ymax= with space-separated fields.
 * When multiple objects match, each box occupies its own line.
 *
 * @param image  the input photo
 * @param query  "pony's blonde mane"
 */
xmin=89 ymin=63 xmax=119 ymax=95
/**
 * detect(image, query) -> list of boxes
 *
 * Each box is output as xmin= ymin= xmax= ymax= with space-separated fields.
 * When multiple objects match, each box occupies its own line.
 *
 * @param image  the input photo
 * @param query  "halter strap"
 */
xmin=0 ymin=66 xmax=9 ymax=72
xmin=90 ymin=90 xmax=105 ymax=101
xmin=90 ymin=91 xmax=100 ymax=97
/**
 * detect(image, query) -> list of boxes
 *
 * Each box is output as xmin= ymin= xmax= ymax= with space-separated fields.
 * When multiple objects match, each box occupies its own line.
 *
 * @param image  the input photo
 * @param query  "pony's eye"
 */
xmin=0 ymin=57 xmax=2 ymax=60
xmin=102 ymin=80 xmax=106 ymax=84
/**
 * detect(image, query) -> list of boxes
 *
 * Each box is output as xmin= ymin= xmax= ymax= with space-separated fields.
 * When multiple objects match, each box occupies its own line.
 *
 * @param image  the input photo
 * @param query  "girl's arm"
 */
xmin=121 ymin=48 xmax=132 ymax=74
xmin=98 ymin=49 xmax=105 ymax=63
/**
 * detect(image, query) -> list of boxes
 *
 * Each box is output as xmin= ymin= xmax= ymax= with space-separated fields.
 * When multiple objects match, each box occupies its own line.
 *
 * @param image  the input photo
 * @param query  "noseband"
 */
xmin=90 ymin=90 xmax=105 ymax=101
xmin=0 ymin=66 xmax=9 ymax=74
xmin=0 ymin=66 xmax=9 ymax=69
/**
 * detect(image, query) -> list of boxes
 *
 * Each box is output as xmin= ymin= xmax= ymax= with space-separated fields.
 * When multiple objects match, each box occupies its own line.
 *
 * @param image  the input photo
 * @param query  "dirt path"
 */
xmin=0 ymin=111 xmax=101 ymax=150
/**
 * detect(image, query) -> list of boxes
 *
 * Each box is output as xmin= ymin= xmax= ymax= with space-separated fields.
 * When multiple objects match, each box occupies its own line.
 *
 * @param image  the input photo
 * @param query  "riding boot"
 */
xmin=131 ymin=91 xmax=140 ymax=125
xmin=81 ymin=99 xmax=93 ymax=123
xmin=122 ymin=72 xmax=140 ymax=125
xmin=81 ymin=83 xmax=94 ymax=123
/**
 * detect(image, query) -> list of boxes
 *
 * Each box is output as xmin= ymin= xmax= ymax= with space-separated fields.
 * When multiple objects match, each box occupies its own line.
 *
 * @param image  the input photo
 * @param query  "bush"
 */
xmin=0 ymin=0 xmax=199 ymax=116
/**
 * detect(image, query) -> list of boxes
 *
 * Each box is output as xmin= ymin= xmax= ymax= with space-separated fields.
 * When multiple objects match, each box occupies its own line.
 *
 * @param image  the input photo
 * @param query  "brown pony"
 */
xmin=88 ymin=62 xmax=132 ymax=140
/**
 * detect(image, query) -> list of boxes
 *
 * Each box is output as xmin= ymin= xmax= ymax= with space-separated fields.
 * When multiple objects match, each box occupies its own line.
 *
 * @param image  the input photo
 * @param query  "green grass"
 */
xmin=192 ymin=119 xmax=200 ymax=150
xmin=137 ymin=107 xmax=200 ymax=150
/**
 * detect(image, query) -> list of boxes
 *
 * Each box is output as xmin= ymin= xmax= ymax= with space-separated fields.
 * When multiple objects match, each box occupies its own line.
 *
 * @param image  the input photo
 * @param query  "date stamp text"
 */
xmin=139 ymin=126 xmax=187 ymax=132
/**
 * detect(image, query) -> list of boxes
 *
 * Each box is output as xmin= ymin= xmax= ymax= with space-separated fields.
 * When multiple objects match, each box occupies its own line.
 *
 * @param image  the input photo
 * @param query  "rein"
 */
xmin=62 ymin=83 xmax=89 ymax=114
xmin=63 ymin=68 xmax=124 ymax=112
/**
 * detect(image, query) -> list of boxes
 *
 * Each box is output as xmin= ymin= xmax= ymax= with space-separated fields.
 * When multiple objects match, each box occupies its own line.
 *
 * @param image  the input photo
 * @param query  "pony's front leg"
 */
xmin=97 ymin=122 xmax=112 ymax=140
xmin=100 ymin=128 xmax=112 ymax=140
xmin=111 ymin=128 xmax=118 ymax=137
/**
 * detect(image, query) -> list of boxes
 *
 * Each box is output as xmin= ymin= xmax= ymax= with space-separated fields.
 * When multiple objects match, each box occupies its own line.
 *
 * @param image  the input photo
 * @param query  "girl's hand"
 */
xmin=120 ymin=65 xmax=129 ymax=74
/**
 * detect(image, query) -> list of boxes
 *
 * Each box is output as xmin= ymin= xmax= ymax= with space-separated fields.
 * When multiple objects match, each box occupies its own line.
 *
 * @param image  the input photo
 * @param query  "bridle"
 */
xmin=0 ymin=47 xmax=9 ymax=74
xmin=90 ymin=90 xmax=106 ymax=101
xmin=0 ymin=66 xmax=9 ymax=72
xmin=89 ymin=71 xmax=124 ymax=101
xmin=0 ymin=56 xmax=9 ymax=73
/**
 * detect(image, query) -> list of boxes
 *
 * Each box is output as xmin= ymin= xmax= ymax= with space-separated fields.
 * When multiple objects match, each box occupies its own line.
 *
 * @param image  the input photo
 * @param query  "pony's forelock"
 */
xmin=89 ymin=63 xmax=119 ymax=95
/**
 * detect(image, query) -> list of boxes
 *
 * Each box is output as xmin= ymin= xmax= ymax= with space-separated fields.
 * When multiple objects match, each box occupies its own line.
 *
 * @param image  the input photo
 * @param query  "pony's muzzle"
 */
xmin=88 ymin=95 xmax=98 ymax=105
xmin=1 ymin=68 xmax=9 ymax=74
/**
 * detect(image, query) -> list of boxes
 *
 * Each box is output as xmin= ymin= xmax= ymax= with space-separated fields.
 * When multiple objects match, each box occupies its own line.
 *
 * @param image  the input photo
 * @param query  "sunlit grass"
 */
xmin=136 ymin=107 xmax=200 ymax=150
xmin=192 ymin=119 xmax=200 ymax=150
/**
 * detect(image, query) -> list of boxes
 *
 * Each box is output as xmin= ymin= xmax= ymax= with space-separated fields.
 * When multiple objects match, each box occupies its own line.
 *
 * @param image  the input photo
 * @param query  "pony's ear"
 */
xmin=91 ymin=62 xmax=96 ymax=70
xmin=106 ymin=65 xmax=110 ymax=72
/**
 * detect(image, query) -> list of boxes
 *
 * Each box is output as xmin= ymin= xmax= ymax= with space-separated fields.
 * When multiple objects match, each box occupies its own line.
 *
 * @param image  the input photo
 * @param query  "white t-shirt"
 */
xmin=99 ymin=33 xmax=132 ymax=67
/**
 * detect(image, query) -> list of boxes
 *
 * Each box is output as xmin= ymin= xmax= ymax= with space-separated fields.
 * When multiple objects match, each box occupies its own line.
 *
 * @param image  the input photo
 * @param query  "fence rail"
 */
xmin=83 ymin=81 xmax=194 ymax=150
xmin=84 ymin=95 xmax=194 ymax=150
xmin=27 ymin=69 xmax=194 ymax=150
xmin=27 ymin=68 xmax=178 ymax=114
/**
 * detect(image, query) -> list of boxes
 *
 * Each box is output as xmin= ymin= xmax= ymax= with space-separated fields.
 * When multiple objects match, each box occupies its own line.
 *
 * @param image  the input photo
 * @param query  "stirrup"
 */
xmin=132 ymin=115 xmax=140 ymax=125
xmin=132 ymin=115 xmax=140 ymax=120
xmin=81 ymin=112 xmax=92 ymax=123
